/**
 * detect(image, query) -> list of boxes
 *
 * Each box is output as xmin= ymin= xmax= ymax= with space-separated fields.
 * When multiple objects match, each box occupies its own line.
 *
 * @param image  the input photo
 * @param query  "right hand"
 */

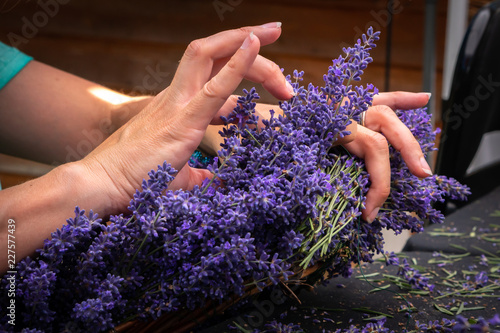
xmin=71 ymin=23 xmax=294 ymax=216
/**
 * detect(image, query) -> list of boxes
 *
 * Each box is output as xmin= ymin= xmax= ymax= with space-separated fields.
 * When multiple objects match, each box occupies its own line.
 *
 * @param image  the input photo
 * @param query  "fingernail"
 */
xmin=285 ymin=80 xmax=295 ymax=96
xmin=240 ymin=31 xmax=254 ymax=49
xmin=420 ymin=92 xmax=432 ymax=100
xmin=261 ymin=22 xmax=282 ymax=29
xmin=420 ymin=156 xmax=433 ymax=176
xmin=366 ymin=207 xmax=380 ymax=223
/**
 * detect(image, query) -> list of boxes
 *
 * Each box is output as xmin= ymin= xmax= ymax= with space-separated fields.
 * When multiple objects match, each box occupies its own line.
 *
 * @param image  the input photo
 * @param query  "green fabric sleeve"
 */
xmin=0 ymin=41 xmax=33 ymax=90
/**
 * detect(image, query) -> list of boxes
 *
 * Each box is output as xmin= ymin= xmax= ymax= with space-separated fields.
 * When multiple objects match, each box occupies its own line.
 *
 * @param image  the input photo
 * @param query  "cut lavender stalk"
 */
xmin=0 ymin=27 xmax=469 ymax=332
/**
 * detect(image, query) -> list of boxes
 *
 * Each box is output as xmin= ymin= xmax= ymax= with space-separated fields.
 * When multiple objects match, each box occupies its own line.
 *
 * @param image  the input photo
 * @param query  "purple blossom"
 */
xmin=453 ymin=314 xmax=500 ymax=332
xmin=398 ymin=258 xmax=435 ymax=292
xmin=414 ymin=317 xmax=457 ymax=332
xmin=0 ymin=27 xmax=470 ymax=332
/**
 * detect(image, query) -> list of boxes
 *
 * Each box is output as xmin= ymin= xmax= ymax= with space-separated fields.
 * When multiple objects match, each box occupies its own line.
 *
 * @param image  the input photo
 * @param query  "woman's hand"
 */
xmin=1 ymin=23 xmax=295 ymax=271
xmin=74 ymin=23 xmax=293 ymax=216
xmin=343 ymin=91 xmax=433 ymax=222
xmin=201 ymin=92 xmax=432 ymax=224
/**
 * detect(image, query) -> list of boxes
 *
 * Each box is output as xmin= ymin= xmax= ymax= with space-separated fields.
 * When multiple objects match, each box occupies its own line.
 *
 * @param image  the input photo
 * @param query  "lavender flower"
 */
xmin=333 ymin=316 xmax=394 ymax=332
xmin=414 ymin=317 xmax=457 ymax=332
xmin=0 ymin=27 xmax=469 ymax=332
xmin=261 ymin=320 xmax=303 ymax=333
xmin=453 ymin=314 xmax=500 ymax=332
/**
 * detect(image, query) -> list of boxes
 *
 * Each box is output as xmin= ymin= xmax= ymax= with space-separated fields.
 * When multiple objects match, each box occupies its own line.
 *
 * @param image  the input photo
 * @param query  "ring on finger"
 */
xmin=359 ymin=111 xmax=367 ymax=127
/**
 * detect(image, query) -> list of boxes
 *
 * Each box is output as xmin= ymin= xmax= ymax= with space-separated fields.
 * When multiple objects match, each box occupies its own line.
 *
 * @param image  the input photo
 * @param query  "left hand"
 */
xmin=342 ymin=91 xmax=433 ymax=222
xmin=201 ymin=91 xmax=432 ymax=223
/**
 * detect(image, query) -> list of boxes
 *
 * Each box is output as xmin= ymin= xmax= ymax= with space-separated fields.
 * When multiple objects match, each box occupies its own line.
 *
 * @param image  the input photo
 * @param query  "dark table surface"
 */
xmin=195 ymin=187 xmax=500 ymax=332
xmin=198 ymin=252 xmax=500 ymax=332
xmin=404 ymin=185 xmax=500 ymax=256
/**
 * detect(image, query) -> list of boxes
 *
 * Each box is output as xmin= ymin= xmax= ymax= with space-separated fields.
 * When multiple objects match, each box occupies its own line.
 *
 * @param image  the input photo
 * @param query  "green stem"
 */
xmin=245 ymin=128 xmax=262 ymax=147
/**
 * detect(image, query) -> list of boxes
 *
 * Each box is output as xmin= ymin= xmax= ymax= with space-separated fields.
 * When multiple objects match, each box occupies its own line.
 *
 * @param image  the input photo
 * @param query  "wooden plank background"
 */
xmin=1 ymin=0 xmax=452 ymax=186
xmin=1 ymin=0 xmax=449 ymax=96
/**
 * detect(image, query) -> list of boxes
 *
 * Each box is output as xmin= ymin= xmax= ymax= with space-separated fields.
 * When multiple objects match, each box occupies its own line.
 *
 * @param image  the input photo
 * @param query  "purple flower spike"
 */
xmin=0 ymin=27 xmax=469 ymax=332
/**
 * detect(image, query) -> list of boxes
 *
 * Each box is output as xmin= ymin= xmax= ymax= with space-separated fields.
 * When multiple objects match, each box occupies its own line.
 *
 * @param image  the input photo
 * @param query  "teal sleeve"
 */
xmin=0 ymin=41 xmax=33 ymax=90
xmin=0 ymin=42 xmax=33 ymax=189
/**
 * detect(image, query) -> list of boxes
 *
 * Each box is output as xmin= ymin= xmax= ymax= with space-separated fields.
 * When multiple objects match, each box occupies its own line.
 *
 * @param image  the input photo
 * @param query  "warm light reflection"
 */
xmin=88 ymin=87 xmax=132 ymax=105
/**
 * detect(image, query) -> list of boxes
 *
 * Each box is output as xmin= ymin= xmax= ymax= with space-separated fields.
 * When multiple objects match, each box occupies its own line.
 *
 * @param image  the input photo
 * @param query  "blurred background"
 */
xmin=0 ymin=0 xmax=491 ymax=188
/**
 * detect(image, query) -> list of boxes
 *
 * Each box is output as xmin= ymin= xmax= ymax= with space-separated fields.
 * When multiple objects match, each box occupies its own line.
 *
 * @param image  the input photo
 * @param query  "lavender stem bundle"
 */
xmin=0 ymin=27 xmax=469 ymax=332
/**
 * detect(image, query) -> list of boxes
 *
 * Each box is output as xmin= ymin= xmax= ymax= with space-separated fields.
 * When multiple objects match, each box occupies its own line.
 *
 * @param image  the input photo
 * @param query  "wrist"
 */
xmin=58 ymin=161 xmax=125 ymax=218
xmin=0 ymin=162 xmax=110 ymax=266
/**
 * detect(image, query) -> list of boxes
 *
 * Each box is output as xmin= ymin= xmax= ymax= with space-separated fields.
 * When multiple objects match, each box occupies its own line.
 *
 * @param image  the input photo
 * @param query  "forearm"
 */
xmin=0 ymin=162 xmax=108 ymax=273
xmin=0 ymin=60 xmax=152 ymax=165
xmin=199 ymin=124 xmax=224 ymax=155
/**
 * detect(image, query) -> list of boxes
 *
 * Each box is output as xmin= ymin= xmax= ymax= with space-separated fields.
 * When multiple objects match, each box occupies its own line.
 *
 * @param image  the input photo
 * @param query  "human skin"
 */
xmin=203 ymin=91 xmax=433 ymax=223
xmin=0 ymin=23 xmax=431 ymax=273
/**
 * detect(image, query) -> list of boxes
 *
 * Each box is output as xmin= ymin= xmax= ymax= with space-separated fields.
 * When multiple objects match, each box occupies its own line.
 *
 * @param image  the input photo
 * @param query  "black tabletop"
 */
xmin=404 ymin=186 xmax=500 ymax=256
xmin=197 ymin=251 xmax=500 ymax=332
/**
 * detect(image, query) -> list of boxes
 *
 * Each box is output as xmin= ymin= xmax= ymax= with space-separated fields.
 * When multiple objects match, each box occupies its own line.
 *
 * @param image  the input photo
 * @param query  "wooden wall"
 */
xmin=1 ymin=0 xmax=450 ymax=186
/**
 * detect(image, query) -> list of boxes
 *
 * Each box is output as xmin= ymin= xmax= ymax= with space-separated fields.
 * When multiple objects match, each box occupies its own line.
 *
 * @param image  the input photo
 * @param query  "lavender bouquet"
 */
xmin=0 ymin=28 xmax=469 ymax=332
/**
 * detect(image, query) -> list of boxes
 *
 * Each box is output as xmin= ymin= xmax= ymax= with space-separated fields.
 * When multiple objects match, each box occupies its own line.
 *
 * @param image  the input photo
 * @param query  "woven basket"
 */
xmin=114 ymin=264 xmax=323 ymax=333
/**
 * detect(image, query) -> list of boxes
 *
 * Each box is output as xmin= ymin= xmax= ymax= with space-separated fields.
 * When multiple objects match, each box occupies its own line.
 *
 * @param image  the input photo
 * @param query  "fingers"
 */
xmin=196 ymin=23 xmax=282 ymax=55
xmin=334 ymin=122 xmax=357 ymax=146
xmin=362 ymin=105 xmax=432 ymax=178
xmin=171 ymin=23 xmax=285 ymax=100
xmin=210 ymin=99 xmax=282 ymax=126
xmin=183 ymin=32 xmax=261 ymax=131
xmin=372 ymin=91 xmax=431 ymax=110
xmin=243 ymin=55 xmax=294 ymax=100
xmin=343 ymin=126 xmax=390 ymax=223
xmin=346 ymin=104 xmax=433 ymax=223
xmin=210 ymin=55 xmax=293 ymax=101
xmin=209 ymin=95 xmax=240 ymax=125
